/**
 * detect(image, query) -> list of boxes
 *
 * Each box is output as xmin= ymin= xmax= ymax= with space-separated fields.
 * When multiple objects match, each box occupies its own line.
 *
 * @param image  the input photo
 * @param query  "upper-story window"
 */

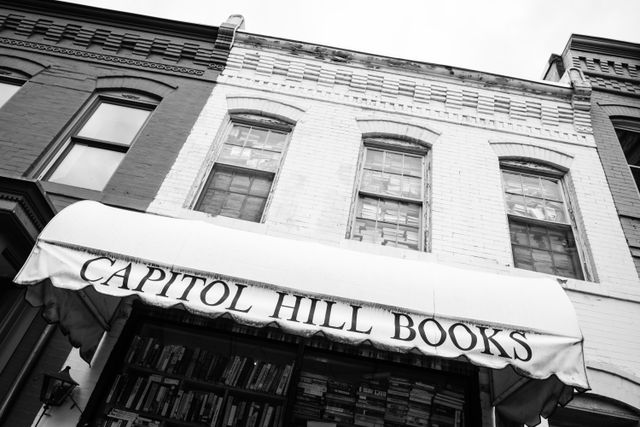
xmin=612 ymin=118 xmax=640 ymax=193
xmin=0 ymin=68 xmax=27 ymax=109
xmin=194 ymin=114 xmax=292 ymax=222
xmin=43 ymin=92 xmax=156 ymax=191
xmin=501 ymin=160 xmax=583 ymax=279
xmin=350 ymin=138 xmax=429 ymax=251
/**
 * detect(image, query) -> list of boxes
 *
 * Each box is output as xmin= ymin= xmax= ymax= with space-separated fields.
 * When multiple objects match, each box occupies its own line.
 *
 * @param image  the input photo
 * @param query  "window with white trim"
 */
xmin=194 ymin=114 xmax=291 ymax=222
xmin=44 ymin=92 xmax=156 ymax=191
xmin=501 ymin=160 xmax=583 ymax=279
xmin=350 ymin=138 xmax=429 ymax=250
xmin=0 ymin=68 xmax=26 ymax=109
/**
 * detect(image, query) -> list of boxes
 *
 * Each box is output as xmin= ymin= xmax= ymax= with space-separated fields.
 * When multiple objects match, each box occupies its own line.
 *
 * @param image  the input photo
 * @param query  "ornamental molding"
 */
xmin=225 ymin=48 xmax=592 ymax=137
xmin=220 ymin=73 xmax=594 ymax=147
xmin=0 ymin=37 xmax=210 ymax=75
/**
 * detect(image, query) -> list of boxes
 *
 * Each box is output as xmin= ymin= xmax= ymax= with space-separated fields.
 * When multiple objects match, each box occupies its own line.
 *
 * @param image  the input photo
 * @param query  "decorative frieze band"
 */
xmin=0 ymin=37 xmax=208 ymax=74
xmin=0 ymin=11 xmax=228 ymax=72
xmin=220 ymin=73 xmax=591 ymax=146
xmin=226 ymin=49 xmax=591 ymax=134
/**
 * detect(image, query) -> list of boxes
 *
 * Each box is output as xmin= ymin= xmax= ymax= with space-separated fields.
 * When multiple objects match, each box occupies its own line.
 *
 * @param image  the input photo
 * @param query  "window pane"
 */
xmin=358 ymin=197 xmax=382 ymax=221
xmin=502 ymin=171 xmax=522 ymax=194
xmin=521 ymin=175 xmax=543 ymax=198
xmin=509 ymin=221 xmax=530 ymax=246
xmin=265 ymin=131 xmax=287 ymax=151
xmin=240 ymin=196 xmax=266 ymax=222
xmin=364 ymin=149 xmax=384 ymax=170
xmin=77 ymin=102 xmax=150 ymax=145
xmin=403 ymin=155 xmax=422 ymax=177
xmin=249 ymin=176 xmax=272 ymax=197
xmin=218 ymin=145 xmax=280 ymax=172
xmin=48 ymin=143 xmax=124 ymax=191
xmin=528 ymin=225 xmax=550 ymax=250
xmin=0 ymin=81 xmax=21 ymax=108
xmin=244 ymin=127 xmax=270 ymax=149
xmin=525 ymin=198 xmax=546 ymax=220
xmin=540 ymin=177 xmax=562 ymax=200
xmin=226 ymin=125 xmax=251 ymax=146
xmin=384 ymin=152 xmax=404 ymax=174
xmin=509 ymin=219 xmax=583 ymax=279
xmin=512 ymin=246 xmax=534 ymax=270
xmin=505 ymin=193 xmax=526 ymax=216
xmin=544 ymin=200 xmax=567 ymax=223
xmin=197 ymin=167 xmax=272 ymax=222
xmin=531 ymin=249 xmax=554 ymax=274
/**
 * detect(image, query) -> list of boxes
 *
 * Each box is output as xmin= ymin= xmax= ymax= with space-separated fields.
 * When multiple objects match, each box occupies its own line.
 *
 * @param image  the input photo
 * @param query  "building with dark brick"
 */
xmin=0 ymin=0 xmax=239 ymax=424
xmin=544 ymin=35 xmax=640 ymax=276
xmin=2 ymin=2 xmax=639 ymax=427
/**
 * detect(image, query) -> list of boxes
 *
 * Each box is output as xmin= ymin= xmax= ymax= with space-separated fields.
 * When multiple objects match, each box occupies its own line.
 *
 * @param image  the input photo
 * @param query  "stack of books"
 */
xmin=431 ymin=389 xmax=465 ymax=427
xmin=406 ymin=381 xmax=435 ymax=427
xmin=322 ymin=379 xmax=355 ymax=425
xmin=353 ymin=379 xmax=386 ymax=427
xmin=218 ymin=397 xmax=283 ymax=427
xmin=384 ymin=376 xmax=411 ymax=426
xmin=294 ymin=371 xmax=328 ymax=420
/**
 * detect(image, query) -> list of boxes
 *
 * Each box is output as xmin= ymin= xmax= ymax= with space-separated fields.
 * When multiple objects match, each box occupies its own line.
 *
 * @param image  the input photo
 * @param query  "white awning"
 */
xmin=14 ymin=201 xmax=589 ymax=425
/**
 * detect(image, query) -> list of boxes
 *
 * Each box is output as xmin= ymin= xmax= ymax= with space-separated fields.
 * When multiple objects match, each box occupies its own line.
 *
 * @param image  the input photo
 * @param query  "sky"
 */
xmin=61 ymin=0 xmax=640 ymax=81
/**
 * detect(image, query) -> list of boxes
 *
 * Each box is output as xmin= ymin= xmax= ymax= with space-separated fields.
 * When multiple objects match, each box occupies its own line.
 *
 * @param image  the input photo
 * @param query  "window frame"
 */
xmin=347 ymin=137 xmax=431 ymax=251
xmin=0 ymin=68 xmax=28 ymax=109
xmin=611 ymin=117 xmax=640 ymax=195
xmin=39 ymin=91 xmax=157 ymax=192
xmin=500 ymin=159 xmax=586 ymax=280
xmin=191 ymin=114 xmax=294 ymax=223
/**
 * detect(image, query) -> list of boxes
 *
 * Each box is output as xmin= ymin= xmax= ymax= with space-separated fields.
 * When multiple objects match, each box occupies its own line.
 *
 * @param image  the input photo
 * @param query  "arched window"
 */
xmin=194 ymin=114 xmax=293 ymax=222
xmin=500 ymin=160 xmax=583 ymax=279
xmin=349 ymin=137 xmax=430 ymax=251
xmin=43 ymin=91 xmax=158 ymax=191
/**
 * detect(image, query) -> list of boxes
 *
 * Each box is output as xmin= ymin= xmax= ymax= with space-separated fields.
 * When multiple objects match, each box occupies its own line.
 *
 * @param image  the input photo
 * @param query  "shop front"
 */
xmin=14 ymin=201 xmax=589 ymax=427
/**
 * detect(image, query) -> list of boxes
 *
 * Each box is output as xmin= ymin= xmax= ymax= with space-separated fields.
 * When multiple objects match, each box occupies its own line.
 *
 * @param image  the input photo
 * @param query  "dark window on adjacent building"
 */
xmin=195 ymin=114 xmax=292 ymax=222
xmin=350 ymin=138 xmax=428 ymax=251
xmin=501 ymin=160 xmax=583 ymax=279
xmin=44 ymin=93 xmax=156 ymax=191
xmin=612 ymin=118 xmax=640 ymax=193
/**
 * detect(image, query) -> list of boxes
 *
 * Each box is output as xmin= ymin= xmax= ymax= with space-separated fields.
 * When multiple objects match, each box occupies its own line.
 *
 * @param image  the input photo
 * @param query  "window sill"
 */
xmin=39 ymin=181 xmax=102 ymax=201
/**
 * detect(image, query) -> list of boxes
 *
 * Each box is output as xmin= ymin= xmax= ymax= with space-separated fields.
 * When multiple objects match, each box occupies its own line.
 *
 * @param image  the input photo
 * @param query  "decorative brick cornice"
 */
xmin=0 ymin=37 xmax=209 ymax=75
xmin=225 ymin=48 xmax=593 ymax=138
xmin=0 ymin=8 xmax=234 ymax=75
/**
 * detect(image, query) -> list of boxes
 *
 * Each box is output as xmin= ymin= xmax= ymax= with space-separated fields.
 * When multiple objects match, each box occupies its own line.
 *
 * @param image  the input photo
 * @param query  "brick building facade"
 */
xmin=1 ymin=1 xmax=639 ymax=426
xmin=0 ymin=0 xmax=238 ymax=424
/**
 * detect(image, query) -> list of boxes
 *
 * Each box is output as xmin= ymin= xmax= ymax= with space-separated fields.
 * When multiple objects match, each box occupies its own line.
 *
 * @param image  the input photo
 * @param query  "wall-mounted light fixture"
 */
xmin=36 ymin=366 xmax=80 ymax=425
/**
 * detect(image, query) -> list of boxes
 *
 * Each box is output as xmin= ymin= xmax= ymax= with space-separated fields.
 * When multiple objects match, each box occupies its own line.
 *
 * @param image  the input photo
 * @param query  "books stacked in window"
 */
xmin=170 ymin=389 xmax=224 ymax=424
xmin=384 ymin=376 xmax=411 ymax=426
xmin=126 ymin=336 xmax=192 ymax=376
xmin=101 ymin=408 xmax=160 ymax=427
xmin=322 ymin=379 xmax=356 ymax=425
xmin=294 ymin=371 xmax=328 ymax=420
xmin=353 ymin=379 xmax=387 ymax=427
xmin=106 ymin=372 xmax=180 ymax=415
xmin=219 ymin=397 xmax=283 ymax=427
xmin=406 ymin=381 xmax=435 ymax=427
xmin=431 ymin=389 xmax=465 ymax=427
xmin=186 ymin=350 xmax=295 ymax=396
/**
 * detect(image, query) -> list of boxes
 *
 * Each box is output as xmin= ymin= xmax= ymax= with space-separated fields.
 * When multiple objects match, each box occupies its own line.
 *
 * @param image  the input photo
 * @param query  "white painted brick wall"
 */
xmin=148 ymin=46 xmax=640 ymax=411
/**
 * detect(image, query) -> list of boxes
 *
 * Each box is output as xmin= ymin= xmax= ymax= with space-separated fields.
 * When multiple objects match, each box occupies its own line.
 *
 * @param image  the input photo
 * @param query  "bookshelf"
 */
xmin=84 ymin=308 xmax=477 ymax=427
xmin=94 ymin=321 xmax=296 ymax=427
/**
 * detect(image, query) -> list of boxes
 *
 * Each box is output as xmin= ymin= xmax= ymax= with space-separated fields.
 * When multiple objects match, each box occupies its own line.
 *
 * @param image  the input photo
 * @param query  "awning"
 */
xmin=14 ymin=201 xmax=589 ymax=425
